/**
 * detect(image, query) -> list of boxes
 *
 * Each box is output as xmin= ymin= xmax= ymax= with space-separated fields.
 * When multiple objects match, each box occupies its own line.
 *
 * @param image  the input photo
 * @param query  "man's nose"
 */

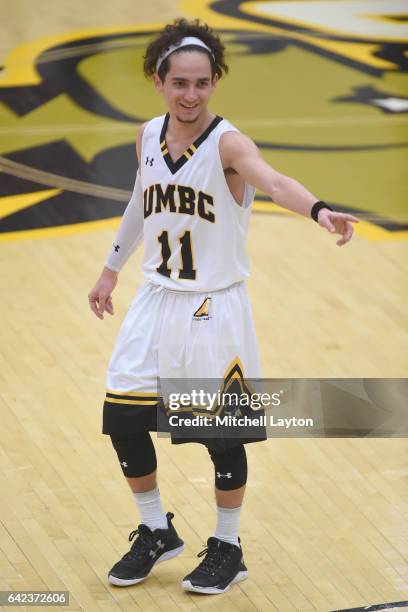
xmin=184 ymin=86 xmax=198 ymax=101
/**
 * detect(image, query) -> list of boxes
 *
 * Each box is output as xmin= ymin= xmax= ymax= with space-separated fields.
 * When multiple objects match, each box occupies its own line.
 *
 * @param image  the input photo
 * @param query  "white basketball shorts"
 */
xmin=102 ymin=280 xmax=262 ymax=442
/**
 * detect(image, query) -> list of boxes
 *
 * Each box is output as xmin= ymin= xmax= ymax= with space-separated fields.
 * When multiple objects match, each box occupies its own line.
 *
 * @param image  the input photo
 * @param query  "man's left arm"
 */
xmin=220 ymin=131 xmax=359 ymax=246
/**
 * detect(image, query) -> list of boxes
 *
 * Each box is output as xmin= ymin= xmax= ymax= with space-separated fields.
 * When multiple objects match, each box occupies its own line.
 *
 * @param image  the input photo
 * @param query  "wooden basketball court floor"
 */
xmin=0 ymin=1 xmax=407 ymax=611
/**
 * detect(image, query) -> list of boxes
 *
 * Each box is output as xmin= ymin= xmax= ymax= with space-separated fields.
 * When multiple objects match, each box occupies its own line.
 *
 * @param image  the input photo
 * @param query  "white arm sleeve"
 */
xmin=104 ymin=172 xmax=143 ymax=272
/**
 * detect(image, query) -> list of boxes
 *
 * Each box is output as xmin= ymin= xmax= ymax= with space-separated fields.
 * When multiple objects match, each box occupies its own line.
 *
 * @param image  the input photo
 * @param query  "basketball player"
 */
xmin=88 ymin=19 xmax=358 ymax=595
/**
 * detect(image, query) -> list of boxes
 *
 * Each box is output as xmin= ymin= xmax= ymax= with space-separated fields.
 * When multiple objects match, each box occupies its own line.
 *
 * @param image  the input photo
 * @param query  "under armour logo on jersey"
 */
xmin=120 ymin=461 xmax=128 ymax=467
xmin=114 ymin=243 xmax=120 ymax=252
xmin=149 ymin=540 xmax=165 ymax=558
xmin=145 ymin=156 xmax=154 ymax=166
xmin=217 ymin=472 xmax=232 ymax=479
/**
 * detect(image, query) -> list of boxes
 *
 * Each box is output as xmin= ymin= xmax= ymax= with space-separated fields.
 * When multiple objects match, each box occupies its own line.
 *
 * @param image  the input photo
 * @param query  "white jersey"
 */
xmin=140 ymin=113 xmax=255 ymax=292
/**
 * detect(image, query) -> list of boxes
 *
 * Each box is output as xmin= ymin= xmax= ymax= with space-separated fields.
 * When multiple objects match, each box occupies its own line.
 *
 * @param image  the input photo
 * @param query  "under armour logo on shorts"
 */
xmin=145 ymin=156 xmax=154 ymax=166
xmin=120 ymin=461 xmax=128 ymax=467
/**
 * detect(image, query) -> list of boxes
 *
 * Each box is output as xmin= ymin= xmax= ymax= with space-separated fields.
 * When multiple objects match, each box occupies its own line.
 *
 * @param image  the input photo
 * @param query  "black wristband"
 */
xmin=311 ymin=201 xmax=333 ymax=223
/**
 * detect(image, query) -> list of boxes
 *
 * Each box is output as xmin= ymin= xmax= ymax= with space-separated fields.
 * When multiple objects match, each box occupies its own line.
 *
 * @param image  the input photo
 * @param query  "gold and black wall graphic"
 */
xmin=0 ymin=9 xmax=407 ymax=240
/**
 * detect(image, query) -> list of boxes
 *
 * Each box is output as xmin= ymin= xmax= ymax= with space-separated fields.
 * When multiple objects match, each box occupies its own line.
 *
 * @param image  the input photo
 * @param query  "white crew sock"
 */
xmin=214 ymin=506 xmax=241 ymax=547
xmin=133 ymin=487 xmax=168 ymax=530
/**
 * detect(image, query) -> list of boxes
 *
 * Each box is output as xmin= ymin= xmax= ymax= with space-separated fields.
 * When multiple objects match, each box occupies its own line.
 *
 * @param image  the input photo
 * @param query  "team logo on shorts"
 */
xmin=193 ymin=297 xmax=212 ymax=320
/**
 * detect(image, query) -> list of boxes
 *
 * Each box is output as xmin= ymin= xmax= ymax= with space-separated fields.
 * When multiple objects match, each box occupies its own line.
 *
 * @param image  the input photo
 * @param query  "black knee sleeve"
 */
xmin=207 ymin=444 xmax=248 ymax=490
xmin=110 ymin=431 xmax=157 ymax=477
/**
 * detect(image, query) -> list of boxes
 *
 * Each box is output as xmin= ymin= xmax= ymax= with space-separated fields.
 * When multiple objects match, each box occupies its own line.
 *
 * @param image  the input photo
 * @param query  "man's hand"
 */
xmin=317 ymin=209 xmax=359 ymax=247
xmin=88 ymin=267 xmax=118 ymax=319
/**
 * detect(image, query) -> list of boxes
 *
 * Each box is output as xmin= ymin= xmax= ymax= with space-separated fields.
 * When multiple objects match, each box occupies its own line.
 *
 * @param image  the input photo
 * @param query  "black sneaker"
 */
xmin=181 ymin=537 xmax=248 ymax=594
xmin=108 ymin=512 xmax=184 ymax=586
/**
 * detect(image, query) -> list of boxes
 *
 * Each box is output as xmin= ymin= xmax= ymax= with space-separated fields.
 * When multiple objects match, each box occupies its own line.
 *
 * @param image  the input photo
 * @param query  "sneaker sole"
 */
xmin=181 ymin=570 xmax=248 ymax=594
xmin=108 ymin=544 xmax=185 ymax=587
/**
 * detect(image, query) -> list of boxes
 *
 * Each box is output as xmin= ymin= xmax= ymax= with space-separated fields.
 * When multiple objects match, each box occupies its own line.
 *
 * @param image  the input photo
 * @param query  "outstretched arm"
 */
xmin=220 ymin=131 xmax=359 ymax=246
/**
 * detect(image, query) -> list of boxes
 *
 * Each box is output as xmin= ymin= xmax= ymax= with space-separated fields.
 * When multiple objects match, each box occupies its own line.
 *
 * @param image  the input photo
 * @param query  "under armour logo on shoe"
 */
xmin=217 ymin=472 xmax=232 ymax=479
xmin=145 ymin=156 xmax=154 ymax=166
xmin=149 ymin=540 xmax=165 ymax=558
xmin=120 ymin=461 xmax=128 ymax=467
xmin=114 ymin=243 xmax=120 ymax=252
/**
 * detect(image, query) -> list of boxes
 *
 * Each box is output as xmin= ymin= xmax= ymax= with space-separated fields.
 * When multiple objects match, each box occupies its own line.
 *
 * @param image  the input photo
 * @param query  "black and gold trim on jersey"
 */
xmin=160 ymin=112 xmax=223 ymax=174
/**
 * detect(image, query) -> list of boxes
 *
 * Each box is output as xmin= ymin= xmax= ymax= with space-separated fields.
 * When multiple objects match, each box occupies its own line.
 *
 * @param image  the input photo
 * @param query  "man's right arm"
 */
xmin=104 ymin=122 xmax=147 ymax=272
xmin=88 ymin=123 xmax=147 ymax=319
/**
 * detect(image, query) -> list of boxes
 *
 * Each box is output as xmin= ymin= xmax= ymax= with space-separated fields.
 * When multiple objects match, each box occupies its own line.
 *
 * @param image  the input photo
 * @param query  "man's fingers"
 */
xmin=345 ymin=222 xmax=354 ymax=241
xmin=98 ymin=295 xmax=107 ymax=316
xmin=342 ymin=214 xmax=359 ymax=223
xmin=88 ymin=297 xmax=103 ymax=319
xmin=336 ymin=222 xmax=354 ymax=246
xmin=342 ymin=221 xmax=353 ymax=243
xmin=88 ymin=291 xmax=106 ymax=319
xmin=336 ymin=231 xmax=347 ymax=246
xmin=323 ymin=219 xmax=336 ymax=233
xmin=105 ymin=297 xmax=114 ymax=315
xmin=96 ymin=295 xmax=115 ymax=317
xmin=88 ymin=278 xmax=117 ymax=319
xmin=331 ymin=212 xmax=359 ymax=224
xmin=319 ymin=211 xmax=358 ymax=244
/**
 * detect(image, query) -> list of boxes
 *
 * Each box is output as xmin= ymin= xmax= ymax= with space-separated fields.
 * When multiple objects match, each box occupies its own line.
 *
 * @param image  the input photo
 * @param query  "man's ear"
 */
xmin=153 ymin=73 xmax=163 ymax=92
xmin=212 ymin=73 xmax=219 ymax=89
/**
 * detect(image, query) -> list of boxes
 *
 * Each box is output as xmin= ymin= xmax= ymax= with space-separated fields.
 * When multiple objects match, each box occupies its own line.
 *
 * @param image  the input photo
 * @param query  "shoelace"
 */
xmin=124 ymin=525 xmax=156 ymax=561
xmin=196 ymin=543 xmax=226 ymax=574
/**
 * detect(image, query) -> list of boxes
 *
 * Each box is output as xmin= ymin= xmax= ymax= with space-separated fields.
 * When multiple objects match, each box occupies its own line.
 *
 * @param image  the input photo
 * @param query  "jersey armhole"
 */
xmin=216 ymin=128 xmax=255 ymax=210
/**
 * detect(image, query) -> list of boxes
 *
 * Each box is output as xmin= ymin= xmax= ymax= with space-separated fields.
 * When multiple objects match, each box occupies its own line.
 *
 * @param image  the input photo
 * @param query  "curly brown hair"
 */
xmin=143 ymin=18 xmax=229 ymax=81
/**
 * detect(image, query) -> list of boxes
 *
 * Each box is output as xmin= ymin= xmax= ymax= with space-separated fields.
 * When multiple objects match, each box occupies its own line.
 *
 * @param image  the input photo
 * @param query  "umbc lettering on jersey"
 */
xmin=143 ymin=184 xmax=215 ymax=223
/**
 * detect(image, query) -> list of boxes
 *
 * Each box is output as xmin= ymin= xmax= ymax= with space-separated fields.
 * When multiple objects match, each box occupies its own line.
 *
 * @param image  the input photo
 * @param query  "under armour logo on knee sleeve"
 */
xmin=217 ymin=472 xmax=232 ymax=478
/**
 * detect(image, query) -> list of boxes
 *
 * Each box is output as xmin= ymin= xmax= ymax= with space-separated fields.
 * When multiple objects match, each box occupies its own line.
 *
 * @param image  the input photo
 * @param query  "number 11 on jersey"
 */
xmin=157 ymin=230 xmax=196 ymax=280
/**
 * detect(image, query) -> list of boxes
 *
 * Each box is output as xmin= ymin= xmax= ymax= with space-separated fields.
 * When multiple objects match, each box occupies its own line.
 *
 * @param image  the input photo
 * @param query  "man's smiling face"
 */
xmin=154 ymin=51 xmax=218 ymax=124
